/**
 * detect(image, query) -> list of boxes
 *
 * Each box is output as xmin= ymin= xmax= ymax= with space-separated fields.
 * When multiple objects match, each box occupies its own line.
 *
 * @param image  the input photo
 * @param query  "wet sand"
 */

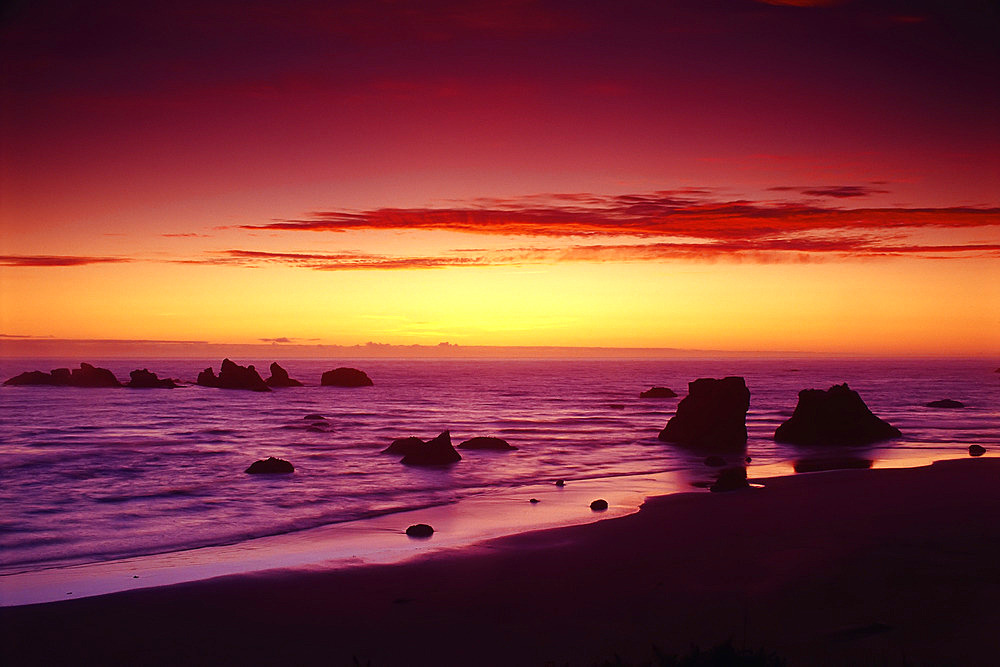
xmin=3 ymin=458 xmax=999 ymax=666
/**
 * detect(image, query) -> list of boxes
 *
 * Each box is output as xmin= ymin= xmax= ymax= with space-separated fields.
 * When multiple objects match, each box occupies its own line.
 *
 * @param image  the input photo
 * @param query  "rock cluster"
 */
xmin=197 ymin=359 xmax=270 ymax=392
xmin=386 ymin=431 xmax=462 ymax=466
xmin=774 ymin=383 xmax=901 ymax=446
xmin=4 ymin=363 xmax=122 ymax=387
xmin=658 ymin=377 xmax=750 ymax=450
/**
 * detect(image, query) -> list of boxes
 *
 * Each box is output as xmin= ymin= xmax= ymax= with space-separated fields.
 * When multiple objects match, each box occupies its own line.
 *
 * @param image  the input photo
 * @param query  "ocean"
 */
xmin=2 ymin=357 xmax=997 ymax=579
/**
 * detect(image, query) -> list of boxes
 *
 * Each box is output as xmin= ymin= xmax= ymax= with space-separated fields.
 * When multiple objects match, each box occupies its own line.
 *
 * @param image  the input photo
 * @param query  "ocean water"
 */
xmin=1 ymin=357 xmax=997 ymax=576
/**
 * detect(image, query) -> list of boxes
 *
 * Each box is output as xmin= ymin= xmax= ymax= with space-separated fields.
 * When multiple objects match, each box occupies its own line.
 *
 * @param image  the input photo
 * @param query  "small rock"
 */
xmin=969 ymin=445 xmax=986 ymax=457
xmin=321 ymin=367 xmax=374 ymax=387
xmin=245 ymin=457 xmax=294 ymax=474
xmin=925 ymin=399 xmax=964 ymax=408
xmin=458 ymin=436 xmax=516 ymax=451
xmin=640 ymin=386 xmax=678 ymax=398
xmin=529 ymin=498 xmax=540 ymax=504
xmin=405 ymin=524 xmax=434 ymax=538
xmin=590 ymin=499 xmax=609 ymax=511
xmin=555 ymin=479 xmax=565 ymax=487
xmin=745 ymin=456 xmax=752 ymax=463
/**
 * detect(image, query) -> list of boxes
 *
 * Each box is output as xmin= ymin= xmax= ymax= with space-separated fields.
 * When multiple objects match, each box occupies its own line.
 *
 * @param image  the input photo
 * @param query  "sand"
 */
xmin=3 ymin=457 xmax=999 ymax=666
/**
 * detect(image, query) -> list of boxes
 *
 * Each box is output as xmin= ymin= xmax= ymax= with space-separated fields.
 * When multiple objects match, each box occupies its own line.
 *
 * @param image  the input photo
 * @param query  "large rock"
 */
xmin=658 ymin=377 xmax=750 ymax=450
xmin=197 ymin=359 xmax=270 ymax=392
xmin=4 ymin=363 xmax=121 ymax=387
xmin=321 ymin=367 xmax=373 ymax=387
xmin=400 ymin=431 xmax=461 ymax=466
xmin=774 ymin=383 xmax=901 ymax=446
xmin=265 ymin=362 xmax=303 ymax=388
xmin=126 ymin=369 xmax=178 ymax=389
xmin=640 ymin=386 xmax=677 ymax=398
xmin=458 ymin=436 xmax=516 ymax=451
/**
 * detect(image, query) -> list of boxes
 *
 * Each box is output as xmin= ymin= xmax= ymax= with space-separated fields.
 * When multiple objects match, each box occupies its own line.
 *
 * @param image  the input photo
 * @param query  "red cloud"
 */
xmin=0 ymin=255 xmax=130 ymax=267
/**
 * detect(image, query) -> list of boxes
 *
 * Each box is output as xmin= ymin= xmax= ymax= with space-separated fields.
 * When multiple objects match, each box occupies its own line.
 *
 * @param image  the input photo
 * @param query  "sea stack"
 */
xmin=321 ymin=367 xmax=374 ymax=387
xmin=399 ymin=431 xmax=461 ymax=466
xmin=265 ymin=362 xmax=303 ymax=388
xmin=197 ymin=359 xmax=270 ymax=392
xmin=126 ymin=369 xmax=178 ymax=389
xmin=774 ymin=383 xmax=901 ymax=446
xmin=658 ymin=377 xmax=750 ymax=450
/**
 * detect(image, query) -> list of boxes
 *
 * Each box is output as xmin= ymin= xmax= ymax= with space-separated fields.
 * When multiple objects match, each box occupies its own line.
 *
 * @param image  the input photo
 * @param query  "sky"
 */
xmin=1 ymin=0 xmax=998 ymax=356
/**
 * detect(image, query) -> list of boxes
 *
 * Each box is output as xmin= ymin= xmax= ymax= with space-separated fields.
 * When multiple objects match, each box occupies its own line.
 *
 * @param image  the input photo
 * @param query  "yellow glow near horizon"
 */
xmin=2 ymin=254 xmax=998 ymax=356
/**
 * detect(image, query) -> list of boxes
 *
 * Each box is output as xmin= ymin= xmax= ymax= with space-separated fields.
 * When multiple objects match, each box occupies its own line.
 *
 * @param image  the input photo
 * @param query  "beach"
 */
xmin=3 ymin=457 xmax=998 ymax=666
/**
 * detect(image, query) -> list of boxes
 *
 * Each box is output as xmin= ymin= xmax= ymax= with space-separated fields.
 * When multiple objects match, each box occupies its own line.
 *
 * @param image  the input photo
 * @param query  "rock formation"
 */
xmin=406 ymin=524 xmax=434 ymax=537
xmin=382 ymin=436 xmax=426 ymax=456
xmin=458 ymin=436 xmax=516 ymax=450
xmin=4 ymin=363 xmax=121 ymax=387
xmin=399 ymin=431 xmax=461 ymax=466
xmin=126 ymin=369 xmax=178 ymax=389
xmin=265 ymin=362 xmax=303 ymax=388
xmin=197 ymin=359 xmax=270 ymax=392
xmin=774 ymin=383 xmax=901 ymax=446
xmin=925 ymin=399 xmax=964 ymax=408
xmin=658 ymin=377 xmax=750 ymax=450
xmin=321 ymin=367 xmax=373 ymax=387
xmin=590 ymin=499 xmax=609 ymax=511
xmin=969 ymin=445 xmax=986 ymax=457
xmin=245 ymin=457 xmax=294 ymax=474
xmin=640 ymin=386 xmax=677 ymax=398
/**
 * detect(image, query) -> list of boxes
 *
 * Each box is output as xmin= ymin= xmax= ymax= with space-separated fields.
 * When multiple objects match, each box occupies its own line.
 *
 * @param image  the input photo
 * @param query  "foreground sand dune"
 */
xmin=3 ymin=458 xmax=999 ymax=666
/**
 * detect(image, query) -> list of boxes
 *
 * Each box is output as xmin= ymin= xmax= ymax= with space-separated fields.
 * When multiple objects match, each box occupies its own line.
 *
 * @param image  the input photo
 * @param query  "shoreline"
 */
xmin=3 ymin=457 xmax=999 ymax=665
xmin=0 ymin=451 xmax=986 ymax=608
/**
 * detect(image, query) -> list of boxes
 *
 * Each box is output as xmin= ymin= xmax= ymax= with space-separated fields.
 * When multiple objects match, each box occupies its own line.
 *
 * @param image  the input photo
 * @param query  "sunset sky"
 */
xmin=2 ymin=0 xmax=998 ymax=356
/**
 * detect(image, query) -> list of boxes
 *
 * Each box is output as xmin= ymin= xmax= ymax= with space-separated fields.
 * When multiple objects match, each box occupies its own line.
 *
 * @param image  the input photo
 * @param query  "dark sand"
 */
xmin=3 ymin=458 xmax=999 ymax=666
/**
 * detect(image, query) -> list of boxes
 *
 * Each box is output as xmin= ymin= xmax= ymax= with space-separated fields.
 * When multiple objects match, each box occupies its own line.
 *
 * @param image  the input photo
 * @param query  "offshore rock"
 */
xmin=198 ymin=359 xmax=270 ymax=392
xmin=245 ymin=457 xmax=294 ymax=474
xmin=774 ymin=383 xmax=901 ymax=446
xmin=458 ymin=436 xmax=517 ymax=450
xmin=640 ymin=386 xmax=678 ymax=398
xmin=321 ymin=367 xmax=374 ymax=387
xmin=126 ymin=369 xmax=178 ymax=389
xmin=383 ymin=436 xmax=426 ymax=456
xmin=658 ymin=377 xmax=750 ymax=450
xmin=4 ymin=363 xmax=121 ymax=387
xmin=265 ymin=362 xmax=303 ymax=388
xmin=969 ymin=445 xmax=986 ymax=457
xmin=400 ymin=431 xmax=461 ymax=466
xmin=4 ymin=370 xmax=66 ymax=386
xmin=925 ymin=399 xmax=964 ymax=409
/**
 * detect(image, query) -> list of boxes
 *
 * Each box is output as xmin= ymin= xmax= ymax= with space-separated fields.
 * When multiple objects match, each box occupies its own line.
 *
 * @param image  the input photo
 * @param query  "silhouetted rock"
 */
xmin=4 ymin=370 xmax=64 ymax=386
xmin=383 ymin=436 xmax=426 ymax=456
xmin=793 ymin=457 xmax=873 ymax=473
xmin=321 ymin=367 xmax=373 ymax=387
xmin=4 ymin=364 xmax=122 ymax=387
xmin=458 ymin=436 xmax=517 ymax=450
xmin=245 ymin=457 xmax=294 ymax=474
xmin=590 ymin=499 xmax=609 ymax=511
xmin=658 ymin=377 xmax=750 ymax=450
xmin=774 ymin=383 xmax=901 ymax=446
xmin=704 ymin=455 xmax=726 ymax=467
xmin=555 ymin=479 xmax=565 ymax=487
xmin=969 ymin=445 xmax=986 ymax=457
xmin=710 ymin=467 xmax=749 ymax=493
xmin=264 ymin=362 xmax=302 ymax=388
xmin=640 ymin=386 xmax=677 ymax=398
xmin=406 ymin=524 xmax=434 ymax=537
xmin=303 ymin=414 xmax=326 ymax=421
xmin=925 ymin=399 xmax=964 ymax=408
xmin=198 ymin=359 xmax=270 ymax=392
xmin=400 ymin=431 xmax=461 ymax=466
xmin=126 ymin=369 xmax=177 ymax=389
xmin=529 ymin=498 xmax=540 ymax=504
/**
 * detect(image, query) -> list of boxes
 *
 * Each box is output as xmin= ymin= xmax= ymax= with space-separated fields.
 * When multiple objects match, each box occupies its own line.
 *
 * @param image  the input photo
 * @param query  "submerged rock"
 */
xmin=321 ymin=367 xmax=373 ymax=387
xmin=303 ymin=414 xmax=326 ymax=421
xmin=925 ymin=399 xmax=964 ymax=409
xmin=4 ymin=363 xmax=122 ymax=387
xmin=406 ymin=524 xmax=434 ymax=538
xmin=198 ymin=359 xmax=270 ymax=392
xmin=458 ymin=436 xmax=517 ymax=451
xmin=969 ymin=445 xmax=986 ymax=457
xmin=710 ymin=467 xmax=749 ymax=493
xmin=126 ymin=369 xmax=177 ymax=389
xmin=245 ymin=457 xmax=294 ymax=474
xmin=265 ymin=362 xmax=303 ymax=388
xmin=658 ymin=377 xmax=750 ymax=450
xmin=399 ymin=431 xmax=462 ymax=466
xmin=640 ymin=386 xmax=678 ymax=398
xmin=590 ymin=499 xmax=609 ymax=511
xmin=774 ymin=383 xmax=901 ymax=446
